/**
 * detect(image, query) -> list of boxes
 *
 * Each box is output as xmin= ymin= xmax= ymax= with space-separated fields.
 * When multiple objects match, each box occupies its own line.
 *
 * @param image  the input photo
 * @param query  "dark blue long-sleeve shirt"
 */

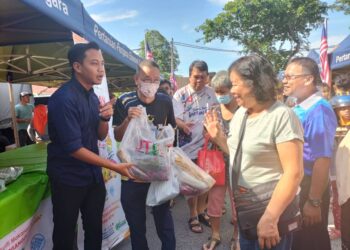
xmin=47 ymin=78 xmax=103 ymax=186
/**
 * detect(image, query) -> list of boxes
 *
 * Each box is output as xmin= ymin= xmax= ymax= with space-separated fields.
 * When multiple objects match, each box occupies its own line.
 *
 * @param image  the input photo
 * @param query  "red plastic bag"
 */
xmin=197 ymin=136 xmax=225 ymax=186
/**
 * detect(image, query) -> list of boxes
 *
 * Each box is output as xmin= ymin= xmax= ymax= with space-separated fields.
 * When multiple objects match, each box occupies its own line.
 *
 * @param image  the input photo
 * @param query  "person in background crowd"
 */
xmin=319 ymin=81 xmax=341 ymax=240
xmin=173 ymin=60 xmax=217 ymax=233
xmin=321 ymin=83 xmax=331 ymax=100
xmin=113 ymin=60 xmax=176 ymax=250
xmin=320 ymin=81 xmax=341 ymax=241
xmin=283 ymin=57 xmax=337 ymax=250
xmin=47 ymin=42 xmax=133 ymax=250
xmin=334 ymin=73 xmax=350 ymax=96
xmin=205 ymin=54 xmax=304 ymax=250
xmin=15 ymin=91 xmax=34 ymax=147
xmin=159 ymin=79 xmax=174 ymax=96
xmin=203 ymin=70 xmax=239 ymax=250
xmin=330 ymin=94 xmax=350 ymax=250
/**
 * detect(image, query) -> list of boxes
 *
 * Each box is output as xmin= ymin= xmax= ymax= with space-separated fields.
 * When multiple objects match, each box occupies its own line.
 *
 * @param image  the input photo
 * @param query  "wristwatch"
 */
xmin=308 ymin=197 xmax=322 ymax=207
xmin=99 ymin=116 xmax=111 ymax=122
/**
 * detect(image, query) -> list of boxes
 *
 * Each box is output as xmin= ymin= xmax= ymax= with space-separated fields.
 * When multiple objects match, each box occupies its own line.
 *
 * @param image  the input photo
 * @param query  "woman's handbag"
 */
xmin=231 ymin=112 xmax=302 ymax=240
xmin=197 ymin=135 xmax=226 ymax=186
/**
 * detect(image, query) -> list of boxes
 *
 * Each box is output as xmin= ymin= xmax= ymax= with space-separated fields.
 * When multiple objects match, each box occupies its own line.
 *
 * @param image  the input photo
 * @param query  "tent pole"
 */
xmin=329 ymin=68 xmax=333 ymax=91
xmin=8 ymin=83 xmax=19 ymax=147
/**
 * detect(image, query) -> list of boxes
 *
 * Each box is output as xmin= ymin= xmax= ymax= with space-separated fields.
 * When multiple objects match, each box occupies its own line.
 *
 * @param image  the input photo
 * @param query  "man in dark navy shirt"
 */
xmin=47 ymin=42 xmax=133 ymax=250
xmin=113 ymin=60 xmax=176 ymax=250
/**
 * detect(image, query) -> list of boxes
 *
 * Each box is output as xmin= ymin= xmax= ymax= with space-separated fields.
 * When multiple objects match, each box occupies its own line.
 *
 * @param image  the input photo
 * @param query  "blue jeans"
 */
xmin=239 ymin=230 xmax=293 ymax=250
xmin=121 ymin=180 xmax=176 ymax=250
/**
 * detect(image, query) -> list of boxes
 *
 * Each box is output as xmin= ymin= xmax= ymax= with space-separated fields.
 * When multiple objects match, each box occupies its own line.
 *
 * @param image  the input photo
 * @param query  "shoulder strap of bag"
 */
xmin=231 ymin=111 xmax=248 ymax=190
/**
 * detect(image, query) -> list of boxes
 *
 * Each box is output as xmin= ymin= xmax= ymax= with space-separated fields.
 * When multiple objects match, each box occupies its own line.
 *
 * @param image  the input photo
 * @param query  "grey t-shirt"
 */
xmin=15 ymin=103 xmax=34 ymax=131
xmin=227 ymin=101 xmax=304 ymax=188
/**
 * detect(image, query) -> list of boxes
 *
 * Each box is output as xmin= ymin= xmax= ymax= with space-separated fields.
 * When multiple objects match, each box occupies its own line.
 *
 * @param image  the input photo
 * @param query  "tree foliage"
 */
xmin=332 ymin=0 xmax=350 ymax=15
xmin=138 ymin=30 xmax=180 ymax=74
xmin=196 ymin=0 xmax=328 ymax=71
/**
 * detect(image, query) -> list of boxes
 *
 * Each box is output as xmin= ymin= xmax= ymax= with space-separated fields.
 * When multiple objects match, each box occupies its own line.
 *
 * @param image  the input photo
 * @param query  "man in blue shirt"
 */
xmin=113 ymin=60 xmax=176 ymax=250
xmin=283 ymin=57 xmax=337 ymax=250
xmin=47 ymin=42 xmax=133 ymax=250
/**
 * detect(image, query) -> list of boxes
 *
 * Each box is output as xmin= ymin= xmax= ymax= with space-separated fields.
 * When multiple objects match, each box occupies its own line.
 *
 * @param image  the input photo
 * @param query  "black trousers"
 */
xmin=18 ymin=129 xmax=34 ymax=147
xmin=121 ymin=180 xmax=176 ymax=250
xmin=50 ymin=180 xmax=106 ymax=250
xmin=292 ymin=176 xmax=331 ymax=250
xmin=341 ymin=198 xmax=350 ymax=250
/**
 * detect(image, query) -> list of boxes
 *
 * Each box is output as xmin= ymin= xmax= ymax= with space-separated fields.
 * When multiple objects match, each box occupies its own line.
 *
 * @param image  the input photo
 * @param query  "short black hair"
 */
xmin=189 ymin=60 xmax=208 ymax=76
xmin=137 ymin=60 xmax=160 ymax=73
xmin=68 ymin=42 xmax=100 ymax=69
xmin=160 ymin=79 xmax=172 ymax=88
xmin=287 ymin=57 xmax=322 ymax=86
xmin=228 ymin=54 xmax=277 ymax=103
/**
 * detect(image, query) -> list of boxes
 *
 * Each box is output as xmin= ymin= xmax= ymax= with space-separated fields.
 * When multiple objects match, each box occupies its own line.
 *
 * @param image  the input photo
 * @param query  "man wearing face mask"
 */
xmin=113 ymin=60 xmax=176 ymax=250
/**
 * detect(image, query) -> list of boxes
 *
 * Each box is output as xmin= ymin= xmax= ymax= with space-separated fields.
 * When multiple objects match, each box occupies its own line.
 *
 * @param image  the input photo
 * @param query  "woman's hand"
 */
xmin=257 ymin=211 xmax=280 ymax=249
xmin=203 ymin=110 xmax=222 ymax=141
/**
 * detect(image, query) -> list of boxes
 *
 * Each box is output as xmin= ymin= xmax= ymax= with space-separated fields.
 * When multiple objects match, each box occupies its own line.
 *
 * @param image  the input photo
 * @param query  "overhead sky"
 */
xmin=81 ymin=0 xmax=350 ymax=76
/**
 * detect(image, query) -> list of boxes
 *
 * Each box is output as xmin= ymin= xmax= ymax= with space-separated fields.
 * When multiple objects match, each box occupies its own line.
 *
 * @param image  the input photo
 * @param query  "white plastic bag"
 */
xmin=117 ymin=106 xmax=175 ymax=182
xmin=146 ymin=155 xmax=180 ymax=206
xmin=170 ymin=147 xmax=215 ymax=196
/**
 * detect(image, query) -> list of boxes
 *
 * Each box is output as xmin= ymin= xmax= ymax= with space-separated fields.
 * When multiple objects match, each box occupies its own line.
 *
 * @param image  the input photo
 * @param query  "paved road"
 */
xmin=113 ymin=195 xmax=341 ymax=250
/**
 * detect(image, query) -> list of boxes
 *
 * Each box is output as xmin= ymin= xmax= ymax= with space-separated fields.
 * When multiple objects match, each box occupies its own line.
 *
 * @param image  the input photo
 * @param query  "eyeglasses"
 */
xmin=283 ymin=74 xmax=311 ymax=81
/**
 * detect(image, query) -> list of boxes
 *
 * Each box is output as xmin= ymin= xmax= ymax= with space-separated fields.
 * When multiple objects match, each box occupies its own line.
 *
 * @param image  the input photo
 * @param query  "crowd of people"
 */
xmin=3 ymin=41 xmax=349 ymax=250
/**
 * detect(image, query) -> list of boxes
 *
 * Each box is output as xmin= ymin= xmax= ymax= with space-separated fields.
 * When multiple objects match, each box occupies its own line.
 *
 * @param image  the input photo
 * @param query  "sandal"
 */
xmin=188 ymin=216 xmax=203 ymax=233
xmin=230 ymin=237 xmax=238 ymax=250
xmin=328 ymin=227 xmax=341 ymax=240
xmin=222 ymin=207 xmax=227 ymax=215
xmin=198 ymin=212 xmax=211 ymax=227
xmin=203 ymin=236 xmax=221 ymax=250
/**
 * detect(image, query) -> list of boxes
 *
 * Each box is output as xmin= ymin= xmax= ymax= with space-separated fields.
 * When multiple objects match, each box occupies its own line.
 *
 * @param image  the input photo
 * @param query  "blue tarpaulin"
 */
xmin=307 ymin=49 xmax=323 ymax=72
xmin=0 ymin=0 xmax=142 ymax=86
xmin=330 ymin=35 xmax=350 ymax=70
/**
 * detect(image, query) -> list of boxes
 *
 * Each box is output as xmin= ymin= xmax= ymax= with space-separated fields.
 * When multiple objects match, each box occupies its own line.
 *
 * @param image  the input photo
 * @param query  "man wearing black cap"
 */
xmin=15 ymin=91 xmax=34 ymax=147
xmin=47 ymin=42 xmax=133 ymax=250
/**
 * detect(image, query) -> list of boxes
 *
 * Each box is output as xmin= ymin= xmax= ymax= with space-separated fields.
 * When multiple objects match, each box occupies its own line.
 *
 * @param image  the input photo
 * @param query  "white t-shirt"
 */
xmin=227 ymin=101 xmax=304 ymax=188
xmin=173 ymin=84 xmax=217 ymax=159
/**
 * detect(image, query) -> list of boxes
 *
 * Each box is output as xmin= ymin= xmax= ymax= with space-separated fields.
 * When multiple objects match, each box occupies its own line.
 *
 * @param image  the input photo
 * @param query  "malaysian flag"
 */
xmin=144 ymin=40 xmax=154 ymax=61
xmin=170 ymin=71 xmax=178 ymax=91
xmin=320 ymin=18 xmax=330 ymax=86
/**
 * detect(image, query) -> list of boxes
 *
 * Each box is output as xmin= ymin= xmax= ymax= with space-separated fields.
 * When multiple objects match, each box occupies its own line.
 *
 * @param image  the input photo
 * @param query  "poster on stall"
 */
xmin=0 ymin=196 xmax=53 ymax=250
xmin=73 ymin=33 xmax=129 ymax=250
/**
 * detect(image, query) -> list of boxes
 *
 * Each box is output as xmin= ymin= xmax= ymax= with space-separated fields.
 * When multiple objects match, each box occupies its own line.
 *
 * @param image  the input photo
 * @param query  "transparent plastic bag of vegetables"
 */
xmin=170 ymin=147 xmax=215 ymax=196
xmin=117 ymin=106 xmax=175 ymax=182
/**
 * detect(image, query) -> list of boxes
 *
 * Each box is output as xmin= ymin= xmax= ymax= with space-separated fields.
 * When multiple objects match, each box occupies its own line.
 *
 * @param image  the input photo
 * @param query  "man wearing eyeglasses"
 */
xmin=283 ymin=57 xmax=337 ymax=250
xmin=113 ymin=59 xmax=176 ymax=250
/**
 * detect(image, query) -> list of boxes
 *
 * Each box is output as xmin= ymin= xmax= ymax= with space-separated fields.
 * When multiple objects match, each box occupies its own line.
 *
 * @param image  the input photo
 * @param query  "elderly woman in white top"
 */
xmin=204 ymin=55 xmax=304 ymax=250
